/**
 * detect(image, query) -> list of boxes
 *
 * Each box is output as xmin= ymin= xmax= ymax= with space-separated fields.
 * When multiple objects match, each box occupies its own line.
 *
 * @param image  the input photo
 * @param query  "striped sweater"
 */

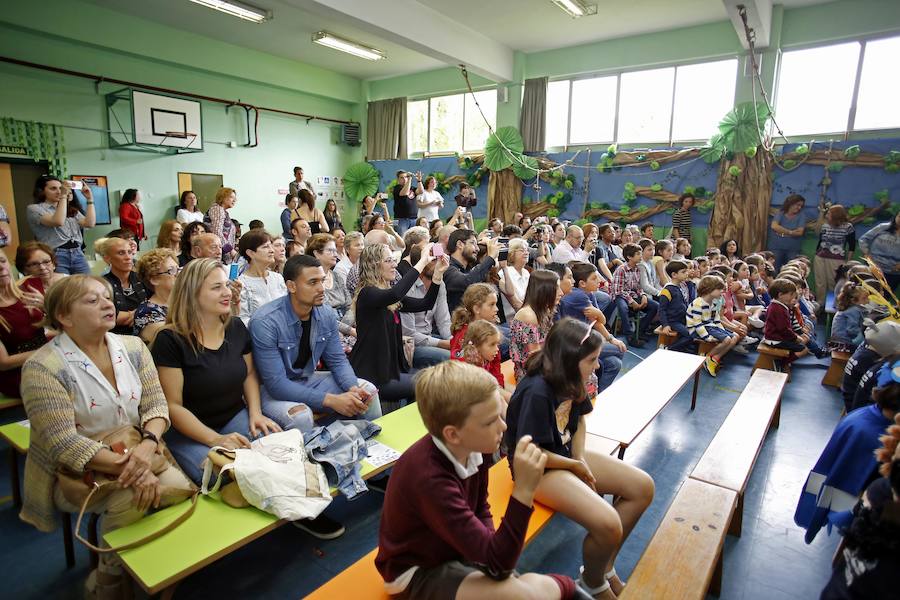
xmin=19 ymin=335 xmax=170 ymax=532
xmin=686 ymin=296 xmax=723 ymax=341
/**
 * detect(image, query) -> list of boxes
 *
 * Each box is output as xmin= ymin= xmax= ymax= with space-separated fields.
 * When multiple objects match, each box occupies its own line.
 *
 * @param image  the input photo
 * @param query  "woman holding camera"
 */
xmin=26 ymin=176 xmax=96 ymax=275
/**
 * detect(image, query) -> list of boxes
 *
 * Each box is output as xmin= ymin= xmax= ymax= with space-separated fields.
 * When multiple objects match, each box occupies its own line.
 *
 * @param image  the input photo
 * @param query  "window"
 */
xmin=617 ymin=67 xmax=675 ymax=143
xmin=405 ymin=91 xmax=497 ymax=154
xmin=671 ymin=59 xmax=738 ymax=141
xmin=545 ymin=80 xmax=570 ymax=148
xmin=569 ymin=76 xmax=617 ymax=145
xmin=775 ymin=42 xmax=860 ymax=135
xmin=853 ymin=36 xmax=900 ymax=131
xmin=543 ymin=58 xmax=737 ymax=147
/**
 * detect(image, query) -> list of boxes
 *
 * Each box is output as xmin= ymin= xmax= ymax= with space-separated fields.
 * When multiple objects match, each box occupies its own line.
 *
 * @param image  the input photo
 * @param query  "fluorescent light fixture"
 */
xmin=312 ymin=31 xmax=386 ymax=61
xmin=188 ymin=0 xmax=271 ymax=23
xmin=551 ymin=0 xmax=597 ymax=18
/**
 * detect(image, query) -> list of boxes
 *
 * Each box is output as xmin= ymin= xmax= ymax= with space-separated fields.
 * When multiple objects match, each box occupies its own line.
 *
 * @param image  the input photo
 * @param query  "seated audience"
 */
xmin=156 ymin=219 xmax=183 ymax=260
xmin=841 ymin=321 xmax=900 ymax=413
xmin=21 ymin=275 xmax=191 ymax=597
xmin=134 ymin=248 xmax=178 ymax=343
xmin=0 ymin=253 xmax=47 ymax=397
xmin=400 ymin=246 xmax=452 ymax=368
xmin=509 ymin=269 xmax=561 ymax=381
xmin=454 ymin=319 xmax=512 ymax=404
xmin=375 ymin=361 xmax=583 ymax=600
xmin=552 ymin=225 xmax=593 ymax=265
xmin=653 ymin=239 xmax=674 ymax=286
xmin=828 ymin=282 xmax=868 ymax=353
xmin=176 ymin=190 xmax=204 ymax=224
xmin=331 ymin=226 xmax=347 ymax=262
xmin=637 ymin=238 xmax=662 ymax=298
xmin=640 ymin=222 xmax=655 ymax=241
xmin=658 ymin=260 xmax=694 ymax=353
xmin=97 ymin=237 xmax=147 ymax=335
xmin=444 ymin=229 xmax=499 ymax=312
xmin=350 ymin=244 xmax=448 ymax=407
xmin=179 ymin=221 xmax=211 ymax=267
xmin=323 ymin=199 xmax=343 ymax=233
xmin=191 ymin=232 xmax=224 ymax=260
xmin=761 ymin=278 xmax=810 ymax=363
xmin=504 ymin=318 xmax=654 ymax=599
xmin=498 ymin=238 xmax=530 ymax=322
xmin=609 ymin=243 xmax=659 ymax=347
xmin=271 ymin=235 xmax=287 ymax=274
xmin=291 ymin=217 xmax=313 ymax=252
xmin=687 ymin=274 xmax=738 ymax=377
xmin=335 ymin=231 xmax=363 ymax=283
xmin=237 ymin=230 xmax=287 ymax=324
xmin=17 ymin=241 xmax=66 ymax=295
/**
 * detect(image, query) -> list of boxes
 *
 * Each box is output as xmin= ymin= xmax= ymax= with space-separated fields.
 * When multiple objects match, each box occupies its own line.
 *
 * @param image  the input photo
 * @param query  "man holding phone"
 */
xmin=444 ymin=229 xmax=500 ymax=312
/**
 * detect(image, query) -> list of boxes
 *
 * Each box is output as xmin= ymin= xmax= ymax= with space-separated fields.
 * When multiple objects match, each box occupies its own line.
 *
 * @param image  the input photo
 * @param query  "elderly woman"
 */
xmin=152 ymin=259 xmax=280 ymax=484
xmin=498 ymin=238 xmax=531 ymax=322
xmin=16 ymin=241 xmax=67 ymax=296
xmin=134 ymin=249 xmax=178 ymax=343
xmin=26 ymin=176 xmax=96 ymax=274
xmin=206 ymin=187 xmax=238 ymax=264
xmin=96 ymin=237 xmax=147 ymax=336
xmin=237 ymin=230 xmax=287 ymax=324
xmin=20 ymin=275 xmax=192 ymax=598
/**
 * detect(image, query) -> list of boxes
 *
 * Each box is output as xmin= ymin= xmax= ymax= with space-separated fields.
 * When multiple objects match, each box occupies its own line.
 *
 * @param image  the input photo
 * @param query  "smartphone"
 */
xmin=229 ymin=263 xmax=240 ymax=280
xmin=431 ymin=244 xmax=444 ymax=258
xmin=64 ymin=180 xmax=83 ymax=190
xmin=497 ymin=237 xmax=509 ymax=262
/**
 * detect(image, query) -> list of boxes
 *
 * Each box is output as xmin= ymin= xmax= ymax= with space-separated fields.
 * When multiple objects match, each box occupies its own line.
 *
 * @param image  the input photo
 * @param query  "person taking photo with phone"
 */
xmin=27 ymin=176 xmax=96 ymax=275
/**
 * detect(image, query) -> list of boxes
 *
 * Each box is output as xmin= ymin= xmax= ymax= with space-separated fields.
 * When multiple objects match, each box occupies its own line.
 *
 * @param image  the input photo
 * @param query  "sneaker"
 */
xmin=367 ymin=474 xmax=390 ymax=494
xmin=292 ymin=514 xmax=345 ymax=540
xmin=704 ymin=355 xmax=719 ymax=377
xmin=740 ymin=335 xmax=759 ymax=346
xmin=748 ymin=316 xmax=765 ymax=329
xmin=732 ymin=344 xmax=750 ymax=355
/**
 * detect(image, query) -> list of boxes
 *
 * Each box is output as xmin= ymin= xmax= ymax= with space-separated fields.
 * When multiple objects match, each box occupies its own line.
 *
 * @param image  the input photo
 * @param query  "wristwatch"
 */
xmin=141 ymin=430 xmax=160 ymax=446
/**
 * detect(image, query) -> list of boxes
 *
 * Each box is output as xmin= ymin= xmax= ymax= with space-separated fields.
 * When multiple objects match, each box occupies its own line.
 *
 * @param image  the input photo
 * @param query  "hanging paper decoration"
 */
xmin=728 ymin=165 xmax=742 ymax=177
xmin=843 ymin=145 xmax=861 ymax=159
xmin=0 ymin=117 xmax=67 ymax=175
xmin=511 ymin=155 xmax=539 ymax=180
xmin=701 ymin=103 xmax=769 ymax=165
xmin=343 ymin=162 xmax=381 ymax=202
xmin=483 ymin=126 xmax=524 ymax=172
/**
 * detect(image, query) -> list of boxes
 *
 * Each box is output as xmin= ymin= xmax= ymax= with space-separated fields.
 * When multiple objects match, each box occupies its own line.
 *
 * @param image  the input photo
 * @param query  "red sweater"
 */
xmin=450 ymin=325 xmax=505 ymax=387
xmin=119 ymin=203 xmax=145 ymax=239
xmin=375 ymin=436 xmax=533 ymax=584
xmin=764 ymin=300 xmax=799 ymax=342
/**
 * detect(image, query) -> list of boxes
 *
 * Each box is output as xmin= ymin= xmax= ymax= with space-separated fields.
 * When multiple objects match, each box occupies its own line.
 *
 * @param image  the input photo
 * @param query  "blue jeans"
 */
xmin=260 ymin=372 xmax=382 ymax=434
xmin=593 ymin=290 xmax=612 ymax=312
xmin=165 ymin=409 xmax=254 ymax=485
xmin=413 ymin=345 xmax=450 ymax=368
xmin=54 ymin=247 xmax=90 ymax=275
xmin=394 ymin=218 xmax=416 ymax=236
xmin=598 ymin=343 xmax=624 ymax=392
xmin=611 ymin=296 xmax=659 ymax=337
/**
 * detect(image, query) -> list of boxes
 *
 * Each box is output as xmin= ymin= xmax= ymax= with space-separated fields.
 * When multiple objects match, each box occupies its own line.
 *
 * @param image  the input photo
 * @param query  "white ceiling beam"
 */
xmin=722 ymin=0 xmax=772 ymax=49
xmin=295 ymin=0 xmax=514 ymax=82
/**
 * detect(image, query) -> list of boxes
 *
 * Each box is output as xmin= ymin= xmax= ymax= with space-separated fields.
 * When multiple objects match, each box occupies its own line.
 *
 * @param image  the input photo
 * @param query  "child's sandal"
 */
xmin=577 ymin=566 xmax=611 ymax=597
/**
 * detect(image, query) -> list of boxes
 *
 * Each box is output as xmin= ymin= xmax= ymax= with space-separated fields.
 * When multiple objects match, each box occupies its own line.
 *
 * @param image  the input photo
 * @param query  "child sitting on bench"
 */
xmin=375 ymin=361 xmax=587 ymax=600
xmin=456 ymin=319 xmax=513 ymax=405
xmin=687 ymin=274 xmax=739 ymax=377
xmin=504 ymin=318 xmax=655 ymax=599
xmin=658 ymin=260 xmax=694 ymax=352
xmin=761 ymin=278 xmax=809 ymax=364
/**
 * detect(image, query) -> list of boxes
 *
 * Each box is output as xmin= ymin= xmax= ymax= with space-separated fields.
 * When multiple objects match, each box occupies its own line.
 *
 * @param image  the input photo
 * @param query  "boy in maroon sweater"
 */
xmin=375 ymin=361 xmax=585 ymax=599
xmin=762 ymin=278 xmax=809 ymax=363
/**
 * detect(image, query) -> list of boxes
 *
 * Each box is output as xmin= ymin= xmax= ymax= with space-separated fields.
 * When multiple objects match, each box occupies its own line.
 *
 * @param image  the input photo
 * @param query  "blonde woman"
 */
xmin=156 ymin=219 xmax=183 ymax=259
xmin=134 ymin=248 xmax=178 ymax=343
xmin=151 ymin=259 xmax=280 ymax=484
xmin=206 ymin=187 xmax=237 ymax=263
xmin=97 ymin=237 xmax=147 ymax=335
xmin=21 ymin=275 xmax=190 ymax=598
xmin=349 ymin=243 xmax=448 ymax=407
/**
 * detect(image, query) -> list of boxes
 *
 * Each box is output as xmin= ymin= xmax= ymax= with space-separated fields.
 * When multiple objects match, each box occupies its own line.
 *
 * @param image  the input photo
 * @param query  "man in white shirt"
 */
xmin=401 ymin=245 xmax=452 ymax=367
xmin=551 ymin=225 xmax=594 ymax=263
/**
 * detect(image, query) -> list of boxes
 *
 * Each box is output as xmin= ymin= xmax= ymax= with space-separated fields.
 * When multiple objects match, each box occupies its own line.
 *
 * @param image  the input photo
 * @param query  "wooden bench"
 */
xmin=821 ymin=350 xmax=851 ymax=389
xmin=619 ymin=478 xmax=737 ymax=600
xmin=585 ymin=349 xmax=706 ymax=456
xmin=106 ymin=403 xmax=428 ymax=599
xmin=689 ymin=370 xmax=788 ymax=536
xmin=500 ymin=359 xmax=516 ymax=387
xmin=752 ymin=344 xmax=791 ymax=374
xmin=306 ymin=435 xmax=622 ymax=599
xmin=655 ymin=329 xmax=715 ymax=357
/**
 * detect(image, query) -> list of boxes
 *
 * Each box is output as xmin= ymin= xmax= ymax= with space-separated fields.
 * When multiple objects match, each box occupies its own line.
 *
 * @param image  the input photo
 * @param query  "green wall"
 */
xmin=0 ymin=1 xmax=364 ymax=250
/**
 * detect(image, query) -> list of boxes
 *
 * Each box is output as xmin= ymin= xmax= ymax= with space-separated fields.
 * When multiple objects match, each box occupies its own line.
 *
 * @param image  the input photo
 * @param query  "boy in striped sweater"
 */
xmin=687 ymin=274 xmax=738 ymax=376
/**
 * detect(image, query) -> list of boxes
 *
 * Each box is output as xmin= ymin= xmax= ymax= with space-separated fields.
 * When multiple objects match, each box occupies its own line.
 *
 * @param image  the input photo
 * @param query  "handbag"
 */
xmin=56 ymin=425 xmax=198 ymax=553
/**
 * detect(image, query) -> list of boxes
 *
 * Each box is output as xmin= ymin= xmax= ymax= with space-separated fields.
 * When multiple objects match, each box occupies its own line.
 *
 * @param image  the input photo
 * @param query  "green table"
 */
xmin=0 ymin=420 xmax=31 ymax=507
xmin=106 ymin=404 xmax=426 ymax=597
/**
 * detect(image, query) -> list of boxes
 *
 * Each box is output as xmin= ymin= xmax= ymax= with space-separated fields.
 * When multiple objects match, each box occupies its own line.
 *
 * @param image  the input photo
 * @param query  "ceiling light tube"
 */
xmin=188 ymin=0 xmax=271 ymax=23
xmin=551 ymin=0 xmax=597 ymax=18
xmin=312 ymin=31 xmax=386 ymax=61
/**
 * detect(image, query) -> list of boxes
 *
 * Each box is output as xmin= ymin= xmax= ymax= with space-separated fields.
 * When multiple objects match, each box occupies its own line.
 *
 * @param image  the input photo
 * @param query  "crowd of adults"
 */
xmin=5 ymin=169 xmax=900 ymax=599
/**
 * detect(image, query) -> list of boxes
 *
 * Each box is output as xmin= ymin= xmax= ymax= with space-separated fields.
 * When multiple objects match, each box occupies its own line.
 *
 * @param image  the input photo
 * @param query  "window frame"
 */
xmin=406 ymin=87 xmax=497 ymax=156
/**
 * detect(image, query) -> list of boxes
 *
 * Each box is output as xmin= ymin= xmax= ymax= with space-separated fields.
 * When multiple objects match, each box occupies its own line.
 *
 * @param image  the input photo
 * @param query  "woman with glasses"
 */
xmin=97 ymin=237 xmax=147 ymax=335
xmin=349 ymin=243 xmax=449 ymax=408
xmin=236 ymin=229 xmax=287 ymax=324
xmin=17 ymin=241 xmax=67 ymax=297
xmin=134 ymin=249 xmax=179 ymax=343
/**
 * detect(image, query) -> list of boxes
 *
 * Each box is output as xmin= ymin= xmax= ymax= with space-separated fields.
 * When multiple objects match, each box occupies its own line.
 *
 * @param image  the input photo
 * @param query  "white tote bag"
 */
xmin=202 ymin=429 xmax=332 ymax=521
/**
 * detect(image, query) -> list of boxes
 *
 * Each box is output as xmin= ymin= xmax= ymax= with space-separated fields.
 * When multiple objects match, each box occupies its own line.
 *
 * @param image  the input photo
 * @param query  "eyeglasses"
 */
xmin=580 ymin=320 xmax=597 ymax=344
xmin=382 ymin=256 xmax=398 ymax=264
xmin=155 ymin=267 xmax=178 ymax=277
xmin=26 ymin=259 xmax=54 ymax=269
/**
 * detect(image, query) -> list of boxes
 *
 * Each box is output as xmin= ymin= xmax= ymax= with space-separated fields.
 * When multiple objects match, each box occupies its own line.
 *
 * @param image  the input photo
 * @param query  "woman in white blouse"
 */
xmin=416 ymin=176 xmax=444 ymax=222
xmin=498 ymin=238 xmax=531 ymax=322
xmin=176 ymin=191 xmax=204 ymax=224
xmin=236 ymin=230 xmax=287 ymax=324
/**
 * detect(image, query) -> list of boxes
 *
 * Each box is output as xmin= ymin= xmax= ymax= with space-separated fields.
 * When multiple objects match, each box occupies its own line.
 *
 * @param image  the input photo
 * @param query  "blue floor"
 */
xmin=0 ymin=334 xmax=843 ymax=600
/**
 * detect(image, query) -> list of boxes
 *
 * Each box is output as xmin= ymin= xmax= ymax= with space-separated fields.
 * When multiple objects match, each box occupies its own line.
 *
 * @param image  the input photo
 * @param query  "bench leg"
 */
xmin=772 ymin=400 xmax=781 ymax=429
xmin=728 ymin=493 xmax=743 ymax=538
xmin=61 ymin=512 xmax=75 ymax=569
xmin=9 ymin=448 xmax=21 ymax=509
xmin=161 ymin=583 xmax=180 ymax=600
xmin=617 ymin=445 xmax=627 ymax=460
xmin=690 ymin=370 xmax=700 ymax=411
xmin=709 ymin=547 xmax=724 ymax=597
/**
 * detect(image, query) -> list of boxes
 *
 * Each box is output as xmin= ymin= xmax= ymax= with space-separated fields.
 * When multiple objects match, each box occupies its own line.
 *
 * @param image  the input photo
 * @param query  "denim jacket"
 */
xmin=831 ymin=304 xmax=866 ymax=346
xmin=305 ymin=419 xmax=381 ymax=500
xmin=249 ymin=295 xmax=358 ymax=411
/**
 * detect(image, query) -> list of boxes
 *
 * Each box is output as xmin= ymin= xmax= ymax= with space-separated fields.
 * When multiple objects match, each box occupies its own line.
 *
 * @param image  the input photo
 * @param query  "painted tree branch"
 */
xmin=777 ymin=150 xmax=885 ymax=168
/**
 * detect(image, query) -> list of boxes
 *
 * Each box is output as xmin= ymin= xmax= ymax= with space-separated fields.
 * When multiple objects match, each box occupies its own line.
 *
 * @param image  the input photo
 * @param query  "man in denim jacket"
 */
xmin=249 ymin=255 xmax=382 ymax=434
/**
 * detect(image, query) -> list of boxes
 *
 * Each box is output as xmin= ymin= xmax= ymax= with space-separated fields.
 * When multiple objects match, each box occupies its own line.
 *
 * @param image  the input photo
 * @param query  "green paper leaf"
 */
xmin=848 ymin=204 xmax=865 ymax=217
xmin=683 ymin=186 xmax=696 ymax=195
xmin=862 ymin=217 xmax=875 ymax=224
xmin=650 ymin=183 xmax=662 ymax=192
xmin=547 ymin=208 xmax=560 ymax=218
xmin=795 ymin=144 xmax=809 ymax=155
xmin=745 ymin=146 xmax=757 ymax=158
xmin=624 ymin=182 xmax=635 ymax=192
xmin=483 ymin=126 xmax=524 ymax=171
xmin=650 ymin=161 xmax=660 ymax=171
xmin=564 ymin=179 xmax=574 ymax=189
xmin=843 ymin=145 xmax=861 ymax=159
xmin=828 ymin=162 xmax=844 ymax=173
xmin=620 ymin=206 xmax=631 ymax=215
xmin=728 ymin=165 xmax=742 ymax=177
xmin=782 ymin=159 xmax=797 ymax=169
xmin=717 ymin=102 xmax=770 ymax=154
xmin=512 ymin=155 xmax=540 ymax=180
xmin=343 ymin=162 xmax=380 ymax=202
xmin=886 ymin=164 xmax=900 ymax=174
xmin=874 ymin=189 xmax=889 ymax=202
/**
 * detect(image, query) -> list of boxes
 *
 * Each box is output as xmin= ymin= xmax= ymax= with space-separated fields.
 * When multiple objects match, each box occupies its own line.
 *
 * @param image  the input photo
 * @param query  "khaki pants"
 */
xmin=54 ymin=465 xmax=192 ymax=574
xmin=813 ymin=255 xmax=844 ymax=309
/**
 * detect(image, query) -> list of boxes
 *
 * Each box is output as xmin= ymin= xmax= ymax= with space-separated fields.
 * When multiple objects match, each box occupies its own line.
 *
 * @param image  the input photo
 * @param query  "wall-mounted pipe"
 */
xmin=0 ymin=55 xmax=357 ymax=127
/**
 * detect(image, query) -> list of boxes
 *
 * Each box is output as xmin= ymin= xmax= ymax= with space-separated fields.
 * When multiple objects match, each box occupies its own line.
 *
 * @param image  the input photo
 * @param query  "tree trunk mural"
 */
xmin=707 ymin=152 xmax=774 ymax=254
xmin=488 ymin=168 xmax=523 ymax=224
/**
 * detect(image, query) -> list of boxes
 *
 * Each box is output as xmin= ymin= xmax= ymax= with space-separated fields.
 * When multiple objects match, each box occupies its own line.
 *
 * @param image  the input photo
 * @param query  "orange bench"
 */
xmin=306 ymin=436 xmax=620 ymax=599
xmin=821 ymin=350 xmax=850 ymax=388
